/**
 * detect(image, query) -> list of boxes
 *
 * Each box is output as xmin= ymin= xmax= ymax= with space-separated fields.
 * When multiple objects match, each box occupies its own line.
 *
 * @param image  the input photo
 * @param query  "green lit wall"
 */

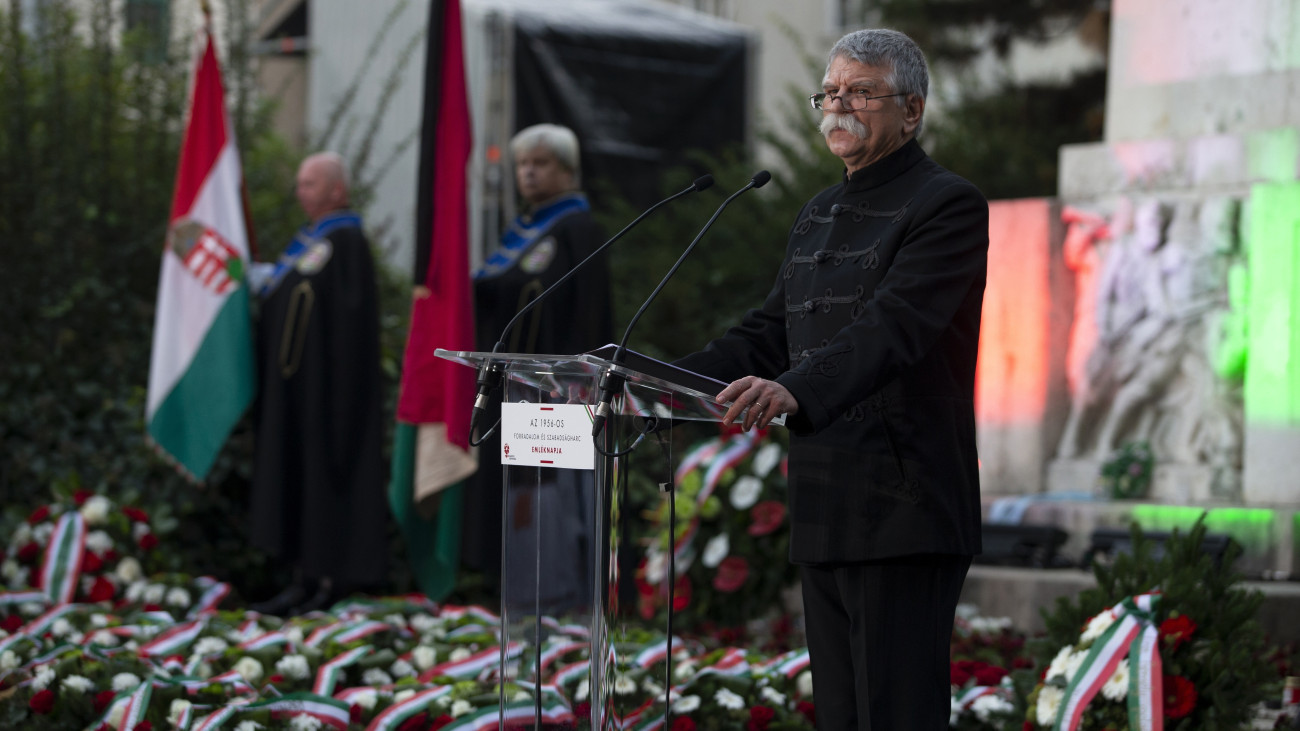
xmin=1245 ymin=183 xmax=1300 ymax=425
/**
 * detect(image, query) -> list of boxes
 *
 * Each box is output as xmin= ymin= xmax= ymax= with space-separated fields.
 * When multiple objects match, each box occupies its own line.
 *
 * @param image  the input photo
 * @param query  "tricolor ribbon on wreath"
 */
xmin=1054 ymin=592 xmax=1164 ymax=731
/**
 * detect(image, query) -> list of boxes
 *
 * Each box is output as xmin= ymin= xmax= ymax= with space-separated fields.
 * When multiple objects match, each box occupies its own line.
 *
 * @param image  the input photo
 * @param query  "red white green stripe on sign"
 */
xmin=140 ymin=618 xmax=208 ymax=656
xmin=1054 ymin=593 xmax=1163 ymax=731
xmin=40 ymin=511 xmax=86 ymax=605
xmin=187 ymin=576 xmax=231 ymax=617
xmin=313 ymin=644 xmax=373 ymax=696
xmin=419 ymin=642 xmax=522 ymax=681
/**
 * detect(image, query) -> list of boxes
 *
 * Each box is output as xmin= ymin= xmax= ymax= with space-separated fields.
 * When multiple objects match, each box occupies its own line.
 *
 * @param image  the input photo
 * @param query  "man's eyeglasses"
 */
xmin=809 ymin=91 xmax=906 ymax=111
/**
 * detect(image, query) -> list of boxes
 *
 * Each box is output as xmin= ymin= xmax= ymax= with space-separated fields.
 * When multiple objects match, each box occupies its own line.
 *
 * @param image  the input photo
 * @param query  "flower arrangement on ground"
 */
xmin=1022 ymin=517 xmax=1275 ymax=730
xmin=635 ymin=427 xmax=799 ymax=641
xmin=1098 ymin=441 xmax=1154 ymax=500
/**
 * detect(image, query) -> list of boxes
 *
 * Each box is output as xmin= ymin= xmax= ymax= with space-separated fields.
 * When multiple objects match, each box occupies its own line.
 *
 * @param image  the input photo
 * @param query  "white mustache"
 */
xmin=820 ymin=112 xmax=868 ymax=140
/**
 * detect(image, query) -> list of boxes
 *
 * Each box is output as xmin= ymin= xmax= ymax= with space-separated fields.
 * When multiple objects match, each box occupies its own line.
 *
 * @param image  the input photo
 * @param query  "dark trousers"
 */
xmin=800 ymin=554 xmax=971 ymax=731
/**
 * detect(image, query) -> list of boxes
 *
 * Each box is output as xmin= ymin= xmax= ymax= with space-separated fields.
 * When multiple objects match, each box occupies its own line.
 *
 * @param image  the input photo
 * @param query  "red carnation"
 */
xmin=430 ymin=714 xmax=454 ymax=730
xmin=950 ymin=662 xmax=971 ymax=687
xmin=747 ymin=705 xmax=775 ymax=731
xmin=797 ymin=700 xmax=816 ymax=724
xmin=671 ymin=716 xmax=697 ymax=731
xmin=123 ymin=506 xmax=150 ymax=524
xmin=713 ymin=556 xmax=750 ymax=593
xmin=82 ymin=550 xmax=104 ymax=573
xmin=93 ymin=689 xmax=117 ymax=713
xmin=397 ymin=712 xmax=428 ymax=731
xmin=138 ymin=533 xmax=159 ymax=551
xmin=29 ymin=688 xmax=56 ymax=714
xmin=1163 ymin=674 xmax=1197 ymax=719
xmin=87 ymin=576 xmax=116 ymax=603
xmin=27 ymin=505 xmax=50 ymax=525
xmin=1159 ymin=614 xmax=1197 ymax=652
xmin=748 ymin=500 xmax=786 ymax=536
xmin=17 ymin=542 xmax=41 ymax=564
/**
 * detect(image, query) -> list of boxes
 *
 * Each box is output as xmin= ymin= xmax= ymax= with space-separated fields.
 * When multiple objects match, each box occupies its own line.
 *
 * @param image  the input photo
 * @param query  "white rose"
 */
xmin=234 ymin=721 xmax=265 ymax=731
xmin=729 ymin=475 xmax=763 ymax=510
xmin=0 ymin=651 xmax=19 ymax=671
xmin=62 ymin=675 xmax=96 ymax=694
xmin=132 ymin=522 xmax=150 ymax=541
xmin=644 ymin=549 xmax=668 ymax=586
xmin=13 ymin=522 xmax=32 ymax=545
xmin=796 ymin=670 xmax=814 ymax=697
xmin=642 ymin=680 xmax=663 ymax=697
xmin=285 ymin=627 xmax=304 ymax=646
xmin=168 ymin=699 xmax=193 ymax=727
xmin=1036 ymin=686 xmax=1064 ymax=726
xmin=751 ymin=442 xmax=782 ymax=478
xmin=85 ymin=529 xmax=113 ymax=554
xmin=673 ymin=661 xmax=696 ymax=682
xmin=451 ymin=699 xmax=474 ymax=718
xmin=714 ymin=687 xmax=745 ymax=710
xmin=575 ymin=679 xmax=589 ymax=702
xmin=143 ymin=583 xmax=166 ymax=605
xmin=289 ymin=715 xmax=323 ymax=731
xmin=124 ymin=580 xmax=148 ymax=603
xmin=50 ymin=618 xmax=73 ymax=637
xmin=90 ymin=630 xmax=120 ymax=647
xmin=31 ymin=665 xmax=57 ymax=691
xmin=10 ymin=567 xmax=29 ymax=590
xmin=449 ymin=647 xmax=472 ymax=662
xmin=91 ymin=613 xmax=110 ymax=628
xmin=166 ymin=587 xmax=192 ymax=608
xmin=32 ymin=522 xmax=55 ymax=544
xmin=1102 ymin=662 xmax=1129 ymax=701
xmin=362 ymin=668 xmax=393 ymax=686
xmin=80 ymin=496 xmax=112 ymax=525
xmin=393 ymin=689 xmax=417 ymax=704
xmin=193 ymin=637 xmax=228 ymax=656
xmin=971 ymin=693 xmax=1013 ymax=721
xmin=1 ymin=559 xmax=19 ymax=582
xmin=233 ymin=657 xmax=263 ymax=684
xmin=412 ymin=645 xmax=437 ymax=671
xmin=112 ymin=672 xmax=142 ymax=691
xmin=760 ymin=685 xmax=786 ymax=707
xmin=512 ymin=690 xmax=531 ymax=702
xmin=351 ymin=689 xmax=379 ymax=710
xmin=409 ymin=613 xmax=437 ymax=633
xmin=276 ymin=654 xmax=311 ymax=680
xmin=114 ymin=557 xmax=142 ymax=584
xmin=390 ymin=659 xmax=415 ymax=678
xmin=701 ymin=533 xmax=730 ymax=569
xmin=383 ymin=613 xmax=407 ymax=628
xmin=672 ymin=694 xmax=700 ymax=713
xmin=614 ymin=674 xmax=636 ymax=695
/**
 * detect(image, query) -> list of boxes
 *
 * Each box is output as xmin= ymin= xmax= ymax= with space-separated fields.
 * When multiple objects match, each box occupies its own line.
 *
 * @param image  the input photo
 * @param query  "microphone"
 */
xmin=592 ymin=170 xmax=771 ymax=438
xmin=468 ymin=174 xmax=715 ymax=445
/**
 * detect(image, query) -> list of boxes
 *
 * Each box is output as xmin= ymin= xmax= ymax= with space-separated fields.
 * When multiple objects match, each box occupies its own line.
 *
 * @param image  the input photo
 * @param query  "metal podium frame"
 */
xmin=435 ymin=348 xmax=734 ymax=729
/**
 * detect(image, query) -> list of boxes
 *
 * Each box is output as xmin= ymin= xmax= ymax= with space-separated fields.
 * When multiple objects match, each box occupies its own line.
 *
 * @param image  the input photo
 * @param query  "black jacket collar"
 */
xmin=842 ymin=138 xmax=926 ymax=193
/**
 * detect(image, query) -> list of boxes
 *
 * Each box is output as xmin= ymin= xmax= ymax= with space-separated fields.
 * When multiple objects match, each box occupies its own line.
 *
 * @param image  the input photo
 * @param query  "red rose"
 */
xmin=1 ymin=614 xmax=23 ymax=632
xmin=133 ymin=722 xmax=153 ymax=731
xmin=397 ymin=712 xmax=428 ymax=731
xmin=267 ymin=674 xmax=284 ymax=684
xmin=671 ymin=716 xmax=697 ymax=731
xmin=87 ymin=576 xmax=116 ymax=603
xmin=75 ymin=489 xmax=96 ymax=505
xmin=1023 ymin=723 xmax=1034 ymax=731
xmin=1163 ymin=674 xmax=1197 ymax=719
xmin=672 ymin=574 xmax=691 ymax=612
xmin=1159 ymin=614 xmax=1197 ymax=652
xmin=1013 ymin=656 xmax=1035 ymax=669
xmin=143 ymin=603 xmax=162 ymax=612
xmin=973 ymin=665 xmax=1009 ymax=686
xmin=82 ymin=550 xmax=104 ymax=573
xmin=950 ymin=662 xmax=972 ymax=687
xmin=430 ymin=714 xmax=454 ymax=730
xmin=94 ymin=689 xmax=117 ymax=712
xmin=138 ymin=533 xmax=159 ymax=551
xmin=27 ymin=505 xmax=50 ymax=525
xmin=123 ymin=506 xmax=150 ymax=524
xmin=748 ymin=500 xmax=786 ymax=537
xmin=574 ymin=702 xmax=591 ymax=720
xmin=713 ymin=556 xmax=750 ymax=593
xmin=29 ymin=688 xmax=56 ymax=714
xmin=796 ymin=700 xmax=815 ymax=724
xmin=350 ymin=704 xmax=363 ymax=722
xmin=17 ymin=542 xmax=41 ymax=563
xmin=747 ymin=705 xmax=775 ymax=731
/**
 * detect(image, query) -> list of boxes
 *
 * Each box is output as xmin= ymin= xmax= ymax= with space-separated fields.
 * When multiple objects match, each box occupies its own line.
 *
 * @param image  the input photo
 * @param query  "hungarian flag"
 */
xmin=145 ymin=28 xmax=255 ymax=482
xmin=387 ymin=0 xmax=477 ymax=602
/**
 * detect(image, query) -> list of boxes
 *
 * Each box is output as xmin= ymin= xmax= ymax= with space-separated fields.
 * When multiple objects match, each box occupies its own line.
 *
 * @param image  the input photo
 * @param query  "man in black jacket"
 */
xmin=675 ymin=29 xmax=988 ymax=730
